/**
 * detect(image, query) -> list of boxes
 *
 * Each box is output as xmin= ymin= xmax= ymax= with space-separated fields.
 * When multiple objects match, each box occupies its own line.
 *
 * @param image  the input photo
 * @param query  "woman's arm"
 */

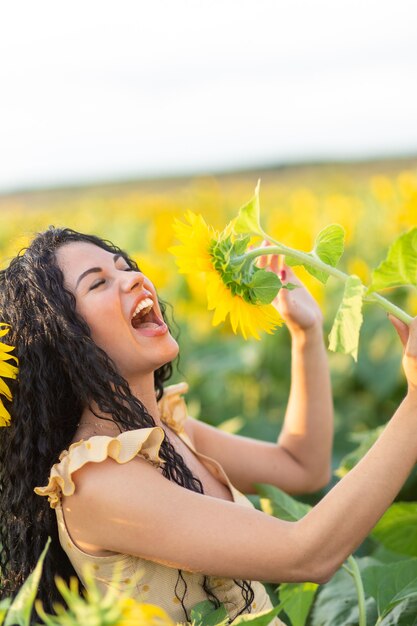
xmin=67 ymin=391 xmax=417 ymax=586
xmin=191 ymin=259 xmax=333 ymax=494
xmin=275 ymin=275 xmax=333 ymax=492
xmin=67 ymin=318 xmax=417 ymax=584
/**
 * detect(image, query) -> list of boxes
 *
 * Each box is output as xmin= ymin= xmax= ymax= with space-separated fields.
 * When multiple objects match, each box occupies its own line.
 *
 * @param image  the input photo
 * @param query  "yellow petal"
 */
xmin=0 ymin=360 xmax=18 ymax=379
xmin=0 ymin=377 xmax=12 ymax=401
xmin=120 ymin=600 xmax=175 ymax=626
xmin=0 ymin=400 xmax=11 ymax=427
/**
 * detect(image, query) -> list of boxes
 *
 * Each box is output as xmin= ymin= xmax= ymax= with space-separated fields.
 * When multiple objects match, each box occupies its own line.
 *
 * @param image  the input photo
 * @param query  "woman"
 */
xmin=0 ymin=226 xmax=415 ymax=624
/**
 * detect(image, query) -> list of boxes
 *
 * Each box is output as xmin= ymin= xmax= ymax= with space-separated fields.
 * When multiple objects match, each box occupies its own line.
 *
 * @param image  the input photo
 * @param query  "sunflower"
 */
xmin=0 ymin=324 xmax=18 ymax=427
xmin=169 ymin=212 xmax=283 ymax=340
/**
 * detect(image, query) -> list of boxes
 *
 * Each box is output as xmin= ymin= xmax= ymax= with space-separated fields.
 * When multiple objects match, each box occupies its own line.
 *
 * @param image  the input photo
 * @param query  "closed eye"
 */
xmin=89 ymin=279 xmax=105 ymax=291
xmin=88 ymin=266 xmax=135 ymax=290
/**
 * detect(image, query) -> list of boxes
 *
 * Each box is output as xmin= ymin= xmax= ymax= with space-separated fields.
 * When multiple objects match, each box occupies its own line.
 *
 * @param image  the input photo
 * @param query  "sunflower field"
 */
xmin=1 ymin=158 xmax=417 ymax=625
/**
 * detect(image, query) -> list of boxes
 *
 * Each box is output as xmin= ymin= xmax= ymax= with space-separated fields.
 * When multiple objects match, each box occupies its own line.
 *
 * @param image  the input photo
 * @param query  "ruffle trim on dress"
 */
xmin=158 ymin=381 xmax=189 ymax=434
xmin=34 ymin=427 xmax=165 ymax=509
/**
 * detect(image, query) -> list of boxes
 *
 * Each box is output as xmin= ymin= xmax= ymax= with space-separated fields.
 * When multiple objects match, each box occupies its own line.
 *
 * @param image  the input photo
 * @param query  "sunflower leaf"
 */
xmin=4 ymin=538 xmax=51 ymax=626
xmin=256 ymin=483 xmax=311 ymax=521
xmin=286 ymin=224 xmax=345 ymax=284
xmin=190 ymin=600 xmax=229 ymax=626
xmin=328 ymin=275 xmax=365 ymax=361
xmin=234 ymin=180 xmax=264 ymax=236
xmin=278 ymin=582 xmax=319 ymax=626
xmin=0 ymin=599 xmax=11 ymax=626
xmin=362 ymin=558 xmax=417 ymax=620
xmin=248 ymin=269 xmax=281 ymax=304
xmin=368 ymin=228 xmax=417 ymax=293
xmin=371 ymin=503 xmax=417 ymax=557
xmin=335 ymin=426 xmax=384 ymax=478
xmin=282 ymin=282 xmax=298 ymax=291
xmin=309 ymin=224 xmax=345 ymax=283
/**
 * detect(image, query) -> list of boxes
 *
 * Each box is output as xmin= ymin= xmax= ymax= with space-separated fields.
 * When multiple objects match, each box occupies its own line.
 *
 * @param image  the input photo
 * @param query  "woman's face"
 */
xmin=56 ymin=241 xmax=179 ymax=379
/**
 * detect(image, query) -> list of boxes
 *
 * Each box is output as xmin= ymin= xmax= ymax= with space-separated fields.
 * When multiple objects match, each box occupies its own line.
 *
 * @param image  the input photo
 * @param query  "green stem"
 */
xmin=365 ymin=292 xmax=412 ymax=323
xmin=232 ymin=240 xmax=413 ymax=325
xmin=343 ymin=556 xmax=367 ymax=626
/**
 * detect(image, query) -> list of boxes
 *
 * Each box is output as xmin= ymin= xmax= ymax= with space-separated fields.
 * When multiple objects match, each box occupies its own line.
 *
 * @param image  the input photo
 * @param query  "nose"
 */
xmin=121 ymin=270 xmax=145 ymax=292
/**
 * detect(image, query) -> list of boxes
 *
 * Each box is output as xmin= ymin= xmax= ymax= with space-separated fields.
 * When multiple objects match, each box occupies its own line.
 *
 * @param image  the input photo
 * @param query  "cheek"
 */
xmin=77 ymin=301 xmax=121 ymax=349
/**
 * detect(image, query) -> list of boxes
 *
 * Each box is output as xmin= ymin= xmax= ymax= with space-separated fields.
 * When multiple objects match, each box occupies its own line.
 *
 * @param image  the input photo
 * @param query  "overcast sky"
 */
xmin=1 ymin=0 xmax=417 ymax=191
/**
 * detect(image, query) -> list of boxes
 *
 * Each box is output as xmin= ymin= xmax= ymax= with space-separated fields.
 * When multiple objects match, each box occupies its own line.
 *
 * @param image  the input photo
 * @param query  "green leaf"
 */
xmin=278 ymin=582 xmax=318 ymax=626
xmin=286 ymin=224 xmax=345 ymax=284
xmin=308 ymin=224 xmax=345 ymax=284
xmin=377 ymin=596 xmax=417 ymax=625
xmin=372 ymin=503 xmax=417 ymax=557
xmin=282 ymin=282 xmax=298 ymax=291
xmin=232 ymin=602 xmax=286 ymax=626
xmin=311 ymin=558 xmax=379 ymax=626
xmin=4 ymin=537 xmax=51 ymax=626
xmin=234 ymin=180 xmax=264 ymax=236
xmin=256 ymin=484 xmax=311 ymax=522
xmin=362 ymin=558 xmax=417 ymax=619
xmin=249 ymin=270 xmax=281 ymax=304
xmin=0 ymin=600 xmax=11 ymax=626
xmin=328 ymin=275 xmax=365 ymax=361
xmin=190 ymin=600 xmax=229 ymax=626
xmin=368 ymin=228 xmax=417 ymax=292
xmin=372 ymin=545 xmax=411 ymax=565
xmin=335 ymin=426 xmax=384 ymax=478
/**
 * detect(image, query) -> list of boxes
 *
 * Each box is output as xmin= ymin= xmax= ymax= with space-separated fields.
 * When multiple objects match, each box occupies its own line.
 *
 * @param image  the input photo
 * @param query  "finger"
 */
xmin=278 ymin=256 xmax=287 ymax=282
xmin=279 ymin=263 xmax=295 ymax=284
xmin=270 ymin=254 xmax=279 ymax=274
xmin=405 ymin=316 xmax=417 ymax=356
xmin=388 ymin=314 xmax=409 ymax=349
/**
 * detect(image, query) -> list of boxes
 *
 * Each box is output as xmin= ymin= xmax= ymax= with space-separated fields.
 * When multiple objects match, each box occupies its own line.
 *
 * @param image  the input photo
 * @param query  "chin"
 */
xmin=162 ymin=335 xmax=180 ymax=362
xmin=149 ymin=334 xmax=180 ymax=370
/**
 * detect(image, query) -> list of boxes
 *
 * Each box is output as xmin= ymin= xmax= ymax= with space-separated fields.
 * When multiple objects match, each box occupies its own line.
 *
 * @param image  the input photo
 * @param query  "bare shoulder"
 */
xmin=68 ymin=452 xmax=161 ymax=502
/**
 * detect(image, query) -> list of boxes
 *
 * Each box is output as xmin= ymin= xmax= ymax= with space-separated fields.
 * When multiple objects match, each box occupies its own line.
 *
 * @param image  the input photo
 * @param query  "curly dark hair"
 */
xmin=0 ymin=226 xmax=254 ymax=623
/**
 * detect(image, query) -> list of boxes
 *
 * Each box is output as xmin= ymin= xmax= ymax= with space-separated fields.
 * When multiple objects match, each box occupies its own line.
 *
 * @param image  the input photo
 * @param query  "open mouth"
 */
xmin=131 ymin=297 xmax=164 ymax=330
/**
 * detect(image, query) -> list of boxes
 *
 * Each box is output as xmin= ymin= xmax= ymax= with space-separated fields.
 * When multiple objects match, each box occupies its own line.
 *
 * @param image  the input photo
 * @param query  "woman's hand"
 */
xmin=388 ymin=315 xmax=417 ymax=393
xmin=256 ymin=241 xmax=323 ymax=336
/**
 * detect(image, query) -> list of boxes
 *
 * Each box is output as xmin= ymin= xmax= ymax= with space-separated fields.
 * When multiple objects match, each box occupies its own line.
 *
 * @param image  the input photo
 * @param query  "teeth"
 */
xmin=132 ymin=297 xmax=154 ymax=320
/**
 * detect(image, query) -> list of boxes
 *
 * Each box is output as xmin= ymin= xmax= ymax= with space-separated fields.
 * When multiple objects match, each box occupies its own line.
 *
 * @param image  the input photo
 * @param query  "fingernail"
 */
xmin=279 ymin=270 xmax=286 ymax=281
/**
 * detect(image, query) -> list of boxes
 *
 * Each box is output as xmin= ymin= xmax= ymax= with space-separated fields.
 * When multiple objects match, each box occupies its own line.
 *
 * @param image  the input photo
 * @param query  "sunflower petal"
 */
xmin=0 ymin=324 xmax=17 ymax=426
xmin=0 ymin=377 xmax=12 ymax=401
xmin=0 ymin=401 xmax=11 ymax=427
xmin=0 ymin=360 xmax=18 ymax=379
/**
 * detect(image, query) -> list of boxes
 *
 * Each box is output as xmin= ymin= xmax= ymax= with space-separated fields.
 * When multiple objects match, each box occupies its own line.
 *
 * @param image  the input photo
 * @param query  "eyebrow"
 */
xmin=75 ymin=253 xmax=124 ymax=289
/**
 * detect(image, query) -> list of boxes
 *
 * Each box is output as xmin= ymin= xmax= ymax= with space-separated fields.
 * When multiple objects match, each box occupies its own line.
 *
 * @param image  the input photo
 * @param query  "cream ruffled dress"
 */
xmin=35 ymin=383 xmax=285 ymax=625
